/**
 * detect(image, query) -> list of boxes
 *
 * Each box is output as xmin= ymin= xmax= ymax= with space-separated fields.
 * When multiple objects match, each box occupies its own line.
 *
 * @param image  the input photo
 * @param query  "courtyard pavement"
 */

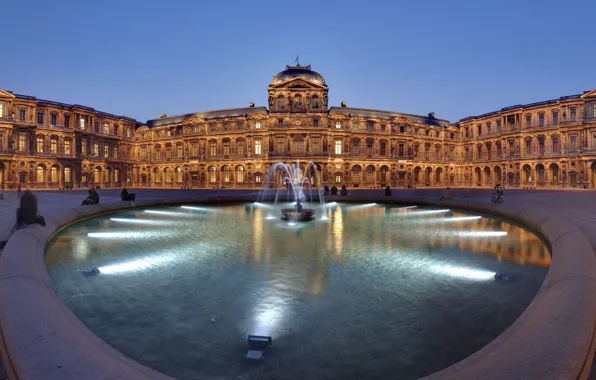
xmin=1 ymin=187 xmax=596 ymax=378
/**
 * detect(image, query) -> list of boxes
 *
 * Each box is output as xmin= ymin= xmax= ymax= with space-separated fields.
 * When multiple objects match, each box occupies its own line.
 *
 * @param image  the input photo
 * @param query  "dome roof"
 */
xmin=272 ymin=64 xmax=326 ymax=86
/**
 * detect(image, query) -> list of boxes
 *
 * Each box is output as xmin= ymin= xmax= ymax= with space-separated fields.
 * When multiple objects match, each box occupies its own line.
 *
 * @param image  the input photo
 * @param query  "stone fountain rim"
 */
xmin=0 ymin=195 xmax=593 ymax=380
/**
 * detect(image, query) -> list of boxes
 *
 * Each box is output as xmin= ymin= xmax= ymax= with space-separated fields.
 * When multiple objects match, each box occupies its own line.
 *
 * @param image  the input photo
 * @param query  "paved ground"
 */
xmin=1 ymin=187 xmax=596 ymax=378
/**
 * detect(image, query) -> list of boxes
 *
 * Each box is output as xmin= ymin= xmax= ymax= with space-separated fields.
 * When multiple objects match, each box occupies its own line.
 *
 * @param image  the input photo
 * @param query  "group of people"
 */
xmin=323 ymin=185 xmax=349 ymax=196
xmin=81 ymin=187 xmax=135 ymax=205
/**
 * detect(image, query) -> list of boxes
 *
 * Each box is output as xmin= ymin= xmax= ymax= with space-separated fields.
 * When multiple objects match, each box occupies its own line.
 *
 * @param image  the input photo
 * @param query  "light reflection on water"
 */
xmin=45 ymin=203 xmax=549 ymax=380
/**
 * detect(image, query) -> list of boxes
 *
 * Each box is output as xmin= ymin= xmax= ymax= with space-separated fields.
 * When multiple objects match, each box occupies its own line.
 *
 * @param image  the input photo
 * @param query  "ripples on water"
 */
xmin=45 ymin=203 xmax=549 ymax=380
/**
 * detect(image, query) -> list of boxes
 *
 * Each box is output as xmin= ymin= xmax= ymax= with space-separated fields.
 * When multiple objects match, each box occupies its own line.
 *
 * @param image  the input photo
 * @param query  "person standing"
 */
xmin=17 ymin=183 xmax=22 ymax=198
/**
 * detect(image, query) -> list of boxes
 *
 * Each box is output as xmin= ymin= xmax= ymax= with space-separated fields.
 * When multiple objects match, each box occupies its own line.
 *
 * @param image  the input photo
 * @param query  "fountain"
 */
xmin=260 ymin=160 xmax=325 ymax=222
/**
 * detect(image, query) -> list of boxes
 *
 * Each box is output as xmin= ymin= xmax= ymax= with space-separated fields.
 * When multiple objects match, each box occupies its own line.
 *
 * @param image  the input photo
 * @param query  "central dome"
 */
xmin=272 ymin=64 xmax=326 ymax=86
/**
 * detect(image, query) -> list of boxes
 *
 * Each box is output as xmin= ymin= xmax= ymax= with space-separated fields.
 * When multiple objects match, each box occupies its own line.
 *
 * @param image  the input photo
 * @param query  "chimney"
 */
xmin=341 ymin=101 xmax=347 ymax=108
xmin=249 ymin=102 xmax=255 ymax=108
xmin=428 ymin=112 xmax=435 ymax=119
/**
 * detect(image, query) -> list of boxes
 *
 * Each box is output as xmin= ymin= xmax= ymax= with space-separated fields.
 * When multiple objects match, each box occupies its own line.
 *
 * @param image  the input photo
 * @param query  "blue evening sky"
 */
xmin=1 ymin=0 xmax=594 ymax=123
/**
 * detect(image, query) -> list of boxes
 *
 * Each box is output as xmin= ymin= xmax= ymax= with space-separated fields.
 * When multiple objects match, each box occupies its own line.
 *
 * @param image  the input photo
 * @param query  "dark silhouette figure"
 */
xmin=120 ymin=188 xmax=136 ymax=201
xmin=13 ymin=191 xmax=46 ymax=232
xmin=385 ymin=186 xmax=392 ymax=196
xmin=82 ymin=189 xmax=100 ymax=205
xmin=323 ymin=185 xmax=330 ymax=196
xmin=340 ymin=185 xmax=348 ymax=196
xmin=17 ymin=183 xmax=22 ymax=198
xmin=330 ymin=185 xmax=338 ymax=195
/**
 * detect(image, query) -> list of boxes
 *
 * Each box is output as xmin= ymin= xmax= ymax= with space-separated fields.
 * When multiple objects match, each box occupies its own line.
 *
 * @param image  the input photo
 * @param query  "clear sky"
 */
xmin=1 ymin=0 xmax=594 ymax=124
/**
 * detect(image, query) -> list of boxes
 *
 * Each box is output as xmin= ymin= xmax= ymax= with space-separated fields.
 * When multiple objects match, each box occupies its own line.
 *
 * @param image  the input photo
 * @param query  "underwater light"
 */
xmin=265 ymin=216 xmax=276 ymax=220
xmin=180 ymin=206 xmax=211 ymax=211
xmin=87 ymin=231 xmax=165 ymax=239
xmin=325 ymin=202 xmax=338 ymax=207
xmin=98 ymin=255 xmax=173 ymax=274
xmin=144 ymin=210 xmax=194 ymax=216
xmin=288 ymin=222 xmax=296 ymax=226
xmin=399 ymin=209 xmax=450 ymax=216
xmin=458 ymin=231 xmax=507 ymax=237
xmin=431 ymin=264 xmax=495 ymax=280
xmin=396 ymin=205 xmax=417 ymax=209
xmin=418 ymin=216 xmax=482 ymax=224
xmin=109 ymin=218 xmax=174 ymax=226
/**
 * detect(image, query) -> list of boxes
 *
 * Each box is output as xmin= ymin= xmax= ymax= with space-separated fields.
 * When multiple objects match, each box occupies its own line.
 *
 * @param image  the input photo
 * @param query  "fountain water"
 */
xmin=258 ymin=160 xmax=325 ymax=221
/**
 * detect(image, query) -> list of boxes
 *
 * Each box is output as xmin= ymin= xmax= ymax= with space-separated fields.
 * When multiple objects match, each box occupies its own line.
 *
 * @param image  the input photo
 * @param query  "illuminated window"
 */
xmin=177 ymin=144 xmax=183 ymax=157
xmin=191 ymin=143 xmax=198 ymax=156
xmin=50 ymin=166 xmax=58 ymax=183
xmin=127 ymin=128 xmax=131 ymax=137
xmin=353 ymin=123 xmax=359 ymax=130
xmin=335 ymin=175 xmax=341 ymax=184
xmin=236 ymin=166 xmax=244 ymax=183
xmin=335 ymin=140 xmax=342 ymax=154
xmin=255 ymin=174 xmax=261 ymax=183
xmin=254 ymin=140 xmax=262 ymax=154
xmin=208 ymin=166 xmax=217 ymax=183
xmin=114 ymin=147 xmax=118 ymax=158
xmin=593 ymin=104 xmax=596 ymax=118
xmin=19 ymin=134 xmax=26 ymax=151
xmin=50 ymin=138 xmax=57 ymax=153
xmin=223 ymin=140 xmax=230 ymax=155
xmin=141 ymin=147 xmax=147 ymax=160
xmin=80 ymin=117 xmax=86 ymax=130
xmin=0 ymin=104 xmax=3 ymax=117
xmin=165 ymin=168 xmax=172 ymax=183
xmin=94 ymin=167 xmax=101 ymax=183
xmin=104 ymin=123 xmax=110 ymax=134
xmin=255 ymin=121 xmax=261 ymax=129
xmin=176 ymin=167 xmax=182 ymax=182
xmin=335 ymin=121 xmax=341 ymax=129
xmin=36 ymin=165 xmax=44 ymax=183
xmin=82 ymin=139 xmax=87 ymax=155
xmin=351 ymin=166 xmax=361 ymax=183
xmin=115 ymin=169 xmax=120 ymax=182
xmin=93 ymin=143 xmax=99 ymax=157
xmin=64 ymin=167 xmax=71 ymax=183
xmin=104 ymin=168 xmax=110 ymax=183
xmin=37 ymin=136 xmax=44 ymax=152
xmin=104 ymin=145 xmax=109 ymax=158
xmin=222 ymin=166 xmax=231 ymax=183
xmin=209 ymin=141 xmax=217 ymax=156
xmin=166 ymin=146 xmax=172 ymax=159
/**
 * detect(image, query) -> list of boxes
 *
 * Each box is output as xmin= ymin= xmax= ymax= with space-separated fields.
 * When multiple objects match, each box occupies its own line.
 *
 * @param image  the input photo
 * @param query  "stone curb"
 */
xmin=0 ymin=195 xmax=593 ymax=380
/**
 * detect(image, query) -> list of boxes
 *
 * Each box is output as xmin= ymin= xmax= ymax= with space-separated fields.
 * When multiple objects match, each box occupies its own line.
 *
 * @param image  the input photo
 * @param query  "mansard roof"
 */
xmin=458 ymin=92 xmax=585 ymax=123
xmin=145 ymin=106 xmax=269 ymax=128
xmin=328 ymin=106 xmax=450 ymax=127
xmin=11 ymin=93 xmax=136 ymax=122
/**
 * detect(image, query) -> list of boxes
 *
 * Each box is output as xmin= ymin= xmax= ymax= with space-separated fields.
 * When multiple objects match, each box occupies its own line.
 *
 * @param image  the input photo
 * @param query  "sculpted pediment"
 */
xmin=0 ymin=89 xmax=15 ymax=99
xmin=246 ymin=112 xmax=268 ymax=120
xmin=329 ymin=113 xmax=350 ymax=120
xmin=182 ymin=116 xmax=205 ymax=125
xmin=269 ymin=78 xmax=327 ymax=90
xmin=392 ymin=116 xmax=413 ymax=125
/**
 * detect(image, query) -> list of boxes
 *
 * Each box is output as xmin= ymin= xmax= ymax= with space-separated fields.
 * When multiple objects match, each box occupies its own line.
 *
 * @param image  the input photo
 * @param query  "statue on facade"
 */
xmin=268 ymin=95 xmax=274 ymax=107
xmin=322 ymin=94 xmax=328 ymax=107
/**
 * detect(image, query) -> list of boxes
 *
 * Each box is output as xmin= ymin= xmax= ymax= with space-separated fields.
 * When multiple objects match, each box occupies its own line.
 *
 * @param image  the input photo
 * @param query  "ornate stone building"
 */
xmin=1 ymin=63 xmax=595 ymax=189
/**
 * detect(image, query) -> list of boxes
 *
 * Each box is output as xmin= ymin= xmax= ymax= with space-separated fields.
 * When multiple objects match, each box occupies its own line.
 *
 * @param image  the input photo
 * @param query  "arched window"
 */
xmin=64 ymin=167 xmax=72 ymax=183
xmin=104 ymin=168 xmax=111 ymax=183
xmin=209 ymin=141 xmax=217 ymax=156
xmin=165 ymin=168 xmax=172 ymax=183
xmin=351 ymin=166 xmax=361 ymax=184
xmin=93 ymin=167 xmax=100 ymax=183
xmin=236 ymin=166 xmax=245 ymax=183
xmin=277 ymin=95 xmax=285 ymax=109
xmin=114 ymin=169 xmax=120 ymax=183
xmin=176 ymin=167 xmax=182 ymax=182
xmin=223 ymin=140 xmax=230 ymax=155
xmin=312 ymin=95 xmax=319 ymax=108
xmin=366 ymin=166 xmax=374 ymax=183
xmin=208 ymin=166 xmax=217 ymax=183
xmin=50 ymin=166 xmax=58 ymax=183
xmin=366 ymin=139 xmax=374 ymax=155
xmin=222 ymin=166 xmax=231 ymax=183
xmin=154 ymin=169 xmax=162 ymax=183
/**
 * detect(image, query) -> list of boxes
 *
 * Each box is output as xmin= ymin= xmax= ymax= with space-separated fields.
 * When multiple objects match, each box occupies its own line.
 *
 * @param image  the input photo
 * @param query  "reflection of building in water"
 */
xmin=402 ymin=211 xmax=550 ymax=267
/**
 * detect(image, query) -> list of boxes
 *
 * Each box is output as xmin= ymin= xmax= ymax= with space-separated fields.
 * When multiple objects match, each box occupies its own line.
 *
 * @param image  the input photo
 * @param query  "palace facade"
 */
xmin=1 ymin=63 xmax=596 ymax=189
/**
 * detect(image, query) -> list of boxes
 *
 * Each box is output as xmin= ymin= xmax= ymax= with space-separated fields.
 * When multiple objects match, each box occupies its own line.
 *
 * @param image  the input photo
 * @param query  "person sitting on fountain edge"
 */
xmin=330 ymin=185 xmax=338 ymax=195
xmin=340 ymin=185 xmax=348 ymax=196
xmin=323 ymin=185 xmax=330 ymax=196
xmin=120 ymin=187 xmax=136 ymax=201
xmin=82 ymin=188 xmax=100 ymax=205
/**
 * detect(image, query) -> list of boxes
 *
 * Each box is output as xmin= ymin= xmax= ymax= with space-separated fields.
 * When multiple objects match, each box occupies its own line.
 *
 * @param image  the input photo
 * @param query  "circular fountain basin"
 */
xmin=280 ymin=208 xmax=316 ymax=221
xmin=45 ymin=203 xmax=550 ymax=380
